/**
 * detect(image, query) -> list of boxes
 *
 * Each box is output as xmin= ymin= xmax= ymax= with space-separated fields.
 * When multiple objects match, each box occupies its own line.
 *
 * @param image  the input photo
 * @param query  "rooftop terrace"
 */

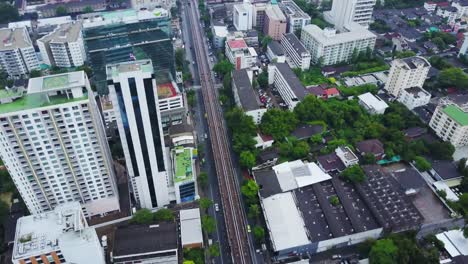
xmin=443 ymin=105 xmax=468 ymax=126
xmin=157 ymin=82 xmax=177 ymax=99
xmin=0 ymin=93 xmax=88 ymax=115
xmin=173 ymin=148 xmax=194 ymax=183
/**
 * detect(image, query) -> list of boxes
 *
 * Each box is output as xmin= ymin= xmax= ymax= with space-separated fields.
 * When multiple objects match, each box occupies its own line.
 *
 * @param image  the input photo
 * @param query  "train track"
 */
xmin=186 ymin=0 xmax=254 ymax=263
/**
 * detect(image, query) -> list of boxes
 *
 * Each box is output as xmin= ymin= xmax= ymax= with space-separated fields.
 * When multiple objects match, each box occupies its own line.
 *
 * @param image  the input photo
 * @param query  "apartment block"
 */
xmin=429 ymin=96 xmax=468 ymax=147
xmin=268 ymin=63 xmax=306 ymax=109
xmin=281 ymin=33 xmax=311 ymax=71
xmin=397 ymin=86 xmax=431 ymax=110
xmin=232 ymin=69 xmax=267 ymax=124
xmin=233 ymin=3 xmax=253 ymax=31
xmin=384 ymin=56 xmax=430 ymax=97
xmin=325 ymin=0 xmax=377 ymax=30
xmin=107 ymin=60 xmax=170 ymax=209
xmin=263 ymin=5 xmax=287 ymax=40
xmin=0 ymin=28 xmax=39 ymax=77
xmin=301 ymin=23 xmax=376 ymax=66
xmin=0 ymin=71 xmax=120 ymax=216
xmin=225 ymin=38 xmax=258 ymax=70
xmin=12 ymin=202 xmax=105 ymax=264
xmin=38 ymin=22 xmax=86 ymax=68
xmin=278 ymin=0 xmax=311 ymax=33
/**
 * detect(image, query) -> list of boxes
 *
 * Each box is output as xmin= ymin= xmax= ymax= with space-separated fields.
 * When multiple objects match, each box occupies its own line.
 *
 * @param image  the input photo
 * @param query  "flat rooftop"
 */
xmin=282 ymin=33 xmax=308 ymax=55
xmin=443 ymin=105 xmax=468 ymax=126
xmin=107 ymin=60 xmax=154 ymax=79
xmin=274 ymin=63 xmax=307 ymax=100
xmin=180 ymin=209 xmax=203 ymax=247
xmin=80 ymin=9 xmax=169 ymax=28
xmin=157 ymin=82 xmax=178 ymax=99
xmin=232 ymin=69 xmax=262 ymax=111
xmin=0 ymin=28 xmax=32 ymax=50
xmin=227 ymin=39 xmax=248 ymax=49
xmin=173 ymin=147 xmax=194 ymax=183
xmin=302 ymin=23 xmax=376 ymax=46
xmin=39 ymin=22 xmax=82 ymax=44
xmin=279 ymin=0 xmax=311 ymax=19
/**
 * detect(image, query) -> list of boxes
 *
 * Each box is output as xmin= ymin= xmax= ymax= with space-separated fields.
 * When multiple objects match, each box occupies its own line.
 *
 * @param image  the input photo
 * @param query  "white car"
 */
xmin=214 ymin=203 xmax=219 ymax=212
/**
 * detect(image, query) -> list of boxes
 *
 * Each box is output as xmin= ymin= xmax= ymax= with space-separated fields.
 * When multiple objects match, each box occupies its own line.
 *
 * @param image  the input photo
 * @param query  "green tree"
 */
xmin=459 ymin=193 xmax=468 ymax=215
xmin=183 ymin=248 xmax=204 ymax=264
xmin=239 ymin=151 xmax=256 ymax=168
xmin=248 ymin=204 xmax=260 ymax=219
xmin=329 ymin=195 xmax=340 ymax=206
xmin=83 ymin=6 xmax=93 ymax=13
xmin=341 ymin=165 xmax=367 ymax=183
xmin=260 ymin=109 xmax=298 ymax=140
xmin=414 ymin=156 xmax=432 ymax=172
xmin=369 ymin=239 xmax=398 ymax=264
xmin=395 ymin=50 xmax=416 ymax=59
xmin=131 ymin=209 xmax=153 ymax=224
xmin=432 ymin=37 xmax=446 ymax=50
xmin=241 ymin=180 xmax=259 ymax=205
xmin=428 ymin=141 xmax=455 ymax=160
xmin=458 ymin=158 xmax=467 ymax=174
xmin=55 ymin=5 xmax=67 ymax=16
xmin=361 ymin=153 xmax=376 ymax=165
xmin=153 ymin=208 xmax=174 ymax=222
xmin=0 ymin=3 xmax=20 ymax=24
xmin=187 ymin=90 xmax=196 ymax=107
xmin=201 ymin=215 xmax=216 ymax=234
xmin=213 ymin=59 xmax=234 ymax=76
xmin=253 ymin=226 xmax=265 ymax=242
xmin=208 ymin=243 xmax=220 ymax=257
xmin=175 ymin=48 xmax=186 ymax=71
xmin=257 ymin=71 xmax=268 ymax=88
xmin=29 ymin=69 xmax=42 ymax=78
xmin=261 ymin=36 xmax=272 ymax=51
xmin=183 ymin=261 xmax=195 ymax=264
xmin=199 ymin=197 xmax=213 ymax=212
xmin=198 ymin=171 xmax=208 ymax=189
xmin=438 ymin=68 xmax=468 ymax=90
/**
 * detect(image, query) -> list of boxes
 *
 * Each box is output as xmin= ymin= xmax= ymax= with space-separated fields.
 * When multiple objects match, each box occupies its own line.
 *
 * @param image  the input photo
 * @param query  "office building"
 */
xmin=325 ymin=0 xmax=377 ymax=30
xmin=278 ymin=0 xmax=311 ymax=33
xmin=268 ymin=63 xmax=306 ymax=109
xmin=225 ymin=38 xmax=258 ymax=70
xmin=301 ymin=23 xmax=376 ymax=66
xmin=131 ymin=0 xmax=175 ymax=9
xmin=263 ymin=5 xmax=287 ymax=41
xmin=233 ymin=3 xmax=253 ymax=31
xmin=80 ymin=9 xmax=174 ymax=94
xmin=397 ymin=86 xmax=431 ymax=110
xmin=107 ymin=60 xmax=170 ymax=209
xmin=12 ymin=202 xmax=105 ymax=264
xmin=429 ymin=96 xmax=468 ymax=147
xmin=171 ymin=147 xmax=198 ymax=203
xmin=0 ymin=28 xmax=39 ymax=77
xmin=112 ymin=222 xmax=178 ymax=264
xmin=38 ymin=22 xmax=86 ymax=68
xmin=232 ymin=69 xmax=267 ymax=124
xmin=281 ymin=33 xmax=311 ymax=71
xmin=0 ymin=71 xmax=120 ymax=216
xmin=384 ymin=56 xmax=430 ymax=97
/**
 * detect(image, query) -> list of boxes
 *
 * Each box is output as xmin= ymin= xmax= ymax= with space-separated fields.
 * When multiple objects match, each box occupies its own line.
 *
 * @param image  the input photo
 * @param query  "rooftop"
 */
xmin=267 ymin=40 xmax=284 ymax=56
xmin=436 ymin=229 xmax=468 ymax=257
xmin=180 ymin=209 xmax=203 ymax=247
xmin=38 ymin=21 xmax=82 ymax=44
xmin=302 ymin=23 xmax=376 ymax=46
xmin=113 ymin=222 xmax=177 ymax=257
xmin=157 ymin=82 xmax=178 ymax=99
xmin=173 ymin=147 xmax=194 ymax=183
xmin=232 ymin=69 xmax=262 ymax=111
xmin=107 ymin=60 xmax=154 ymax=79
xmin=273 ymin=63 xmax=307 ymax=100
xmin=431 ymin=160 xmax=461 ymax=180
xmin=282 ymin=33 xmax=308 ymax=55
xmin=273 ymin=160 xmax=331 ymax=192
xmin=291 ymin=123 xmax=324 ymax=140
xmin=227 ymin=39 xmax=248 ymax=49
xmin=356 ymin=139 xmax=385 ymax=156
xmin=399 ymin=56 xmax=431 ymax=70
xmin=317 ymin=153 xmax=346 ymax=172
xmin=0 ymin=27 xmax=32 ymax=50
xmin=442 ymin=104 xmax=468 ymax=126
xmin=265 ymin=5 xmax=287 ymax=21
xmin=278 ymin=0 xmax=310 ymax=19
xmin=80 ymin=8 xmax=168 ymax=28
xmin=358 ymin=92 xmax=389 ymax=112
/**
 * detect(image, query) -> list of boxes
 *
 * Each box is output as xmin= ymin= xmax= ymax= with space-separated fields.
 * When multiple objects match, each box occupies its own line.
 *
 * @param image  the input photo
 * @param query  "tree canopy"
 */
xmin=213 ymin=59 xmax=234 ymax=76
xmin=341 ymin=165 xmax=367 ymax=183
xmin=438 ymin=68 xmax=468 ymax=90
xmin=260 ymin=109 xmax=298 ymax=140
xmin=239 ymin=151 xmax=256 ymax=168
xmin=414 ymin=156 xmax=432 ymax=172
xmin=369 ymin=239 xmax=398 ymax=264
xmin=241 ymin=180 xmax=259 ymax=205
xmin=0 ymin=3 xmax=19 ymax=24
xmin=153 ymin=208 xmax=174 ymax=222
xmin=201 ymin=215 xmax=216 ymax=234
xmin=131 ymin=209 xmax=153 ymax=224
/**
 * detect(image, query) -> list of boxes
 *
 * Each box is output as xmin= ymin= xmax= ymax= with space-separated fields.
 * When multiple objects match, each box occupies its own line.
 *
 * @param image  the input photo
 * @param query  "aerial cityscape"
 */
xmin=0 ymin=0 xmax=467 ymax=263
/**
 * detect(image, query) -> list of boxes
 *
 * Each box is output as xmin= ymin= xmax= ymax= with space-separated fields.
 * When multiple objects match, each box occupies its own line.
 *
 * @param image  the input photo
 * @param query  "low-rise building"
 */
xmin=397 ymin=86 xmax=431 ymax=110
xmin=436 ymin=6 xmax=459 ymax=24
xmin=267 ymin=40 xmax=286 ymax=63
xmin=156 ymin=82 xmax=185 ymax=129
xmin=180 ymin=208 xmax=203 ymax=249
xmin=281 ymin=33 xmax=311 ymax=71
xmin=429 ymin=96 xmax=468 ymax=147
xmin=12 ymin=202 xmax=105 ymax=264
xmin=38 ymin=22 xmax=86 ymax=68
xmin=436 ymin=229 xmax=468 ymax=258
xmin=358 ymin=92 xmax=389 ymax=115
xmin=301 ymin=23 xmax=376 ymax=66
xmin=0 ymin=27 xmax=39 ymax=77
xmin=317 ymin=146 xmax=359 ymax=172
xmin=263 ymin=5 xmax=287 ymax=41
xmin=278 ymin=0 xmax=311 ymax=33
xmin=232 ymin=69 xmax=267 ymax=124
xmin=112 ymin=222 xmax=178 ymax=264
xmin=356 ymin=139 xmax=385 ymax=160
xmin=255 ymin=133 xmax=274 ymax=149
xmin=171 ymin=147 xmax=198 ymax=203
xmin=213 ymin=24 xmax=228 ymax=49
xmin=225 ymin=38 xmax=257 ymax=70
xmin=100 ymin=95 xmax=117 ymax=129
xmin=268 ymin=63 xmax=306 ymax=109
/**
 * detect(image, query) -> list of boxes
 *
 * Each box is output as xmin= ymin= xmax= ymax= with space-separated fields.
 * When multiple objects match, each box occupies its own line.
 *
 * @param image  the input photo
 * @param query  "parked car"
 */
xmin=215 ymin=203 xmax=219 ymax=212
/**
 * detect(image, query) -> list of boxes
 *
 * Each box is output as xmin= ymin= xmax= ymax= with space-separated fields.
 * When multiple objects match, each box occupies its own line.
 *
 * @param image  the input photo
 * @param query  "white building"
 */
xmin=384 ymin=56 xmax=430 ymax=97
xmin=0 ymin=27 xmax=39 ymax=77
xmin=38 ymin=22 xmax=86 ymax=68
xmin=325 ymin=0 xmax=377 ymax=30
xmin=0 ymin=71 xmax=120 ymax=216
xmin=12 ymin=202 xmax=105 ymax=264
xmin=436 ymin=6 xmax=459 ymax=24
xmin=278 ymin=0 xmax=311 ymax=33
xmin=156 ymin=81 xmax=185 ymax=129
xmin=171 ymin=147 xmax=198 ymax=204
xmin=232 ymin=69 xmax=267 ymax=124
xmin=99 ymin=95 xmax=117 ymax=129
xmin=335 ymin=146 xmax=359 ymax=167
xmin=233 ymin=3 xmax=253 ymax=31
xmin=268 ymin=63 xmax=306 ymax=109
xmin=266 ymin=41 xmax=286 ymax=63
xmin=180 ymin=208 xmax=204 ymax=249
xmin=212 ymin=24 xmax=228 ymax=49
xmin=358 ymin=92 xmax=389 ymax=115
xmin=452 ymin=0 xmax=468 ymax=18
xmin=131 ymin=0 xmax=175 ymax=9
xmin=225 ymin=38 xmax=257 ymax=70
xmin=107 ymin=60 xmax=170 ymax=209
xmin=281 ymin=33 xmax=311 ymax=71
xmin=397 ymin=86 xmax=431 ymax=110
xmin=429 ymin=96 xmax=468 ymax=147
xmin=301 ymin=23 xmax=376 ymax=66
xmin=459 ymin=32 xmax=468 ymax=57
xmin=424 ymin=2 xmax=438 ymax=12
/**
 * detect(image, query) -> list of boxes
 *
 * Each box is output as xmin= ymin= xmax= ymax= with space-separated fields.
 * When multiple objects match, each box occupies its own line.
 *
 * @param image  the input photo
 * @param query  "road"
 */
xmin=184 ymin=0 xmax=256 ymax=262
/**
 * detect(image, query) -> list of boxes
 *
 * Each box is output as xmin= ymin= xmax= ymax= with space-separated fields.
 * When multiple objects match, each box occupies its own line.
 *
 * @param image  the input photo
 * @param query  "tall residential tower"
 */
xmin=325 ymin=0 xmax=377 ymax=30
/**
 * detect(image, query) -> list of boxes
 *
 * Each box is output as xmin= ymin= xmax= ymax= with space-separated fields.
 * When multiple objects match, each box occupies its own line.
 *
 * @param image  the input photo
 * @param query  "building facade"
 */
xmin=38 ymin=22 xmax=86 ymax=68
xmin=429 ymin=97 xmax=468 ymax=147
xmin=107 ymin=60 xmax=170 ymax=209
xmin=225 ymin=38 xmax=258 ymax=70
xmin=397 ymin=86 xmax=431 ymax=110
xmin=233 ymin=3 xmax=253 ymax=31
xmin=384 ymin=56 xmax=430 ymax=97
xmin=281 ymin=33 xmax=311 ymax=71
xmin=325 ymin=0 xmax=376 ymax=29
xmin=268 ymin=63 xmax=306 ymax=109
xmin=301 ymin=23 xmax=376 ymax=66
xmin=278 ymin=0 xmax=311 ymax=33
xmin=263 ymin=5 xmax=287 ymax=41
xmin=232 ymin=69 xmax=267 ymax=124
xmin=0 ymin=71 xmax=120 ymax=216
xmin=0 ymin=28 xmax=39 ymax=77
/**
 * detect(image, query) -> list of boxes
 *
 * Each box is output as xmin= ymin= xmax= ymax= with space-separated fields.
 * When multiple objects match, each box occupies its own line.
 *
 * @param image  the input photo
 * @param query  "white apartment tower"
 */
xmin=0 ymin=71 xmax=120 ymax=216
xmin=325 ymin=0 xmax=377 ymax=30
xmin=0 ymin=27 xmax=39 ymax=77
xmin=107 ymin=60 xmax=170 ymax=209
xmin=233 ymin=2 xmax=253 ymax=31
xmin=281 ymin=33 xmax=311 ymax=71
xmin=384 ymin=56 xmax=430 ymax=97
xmin=429 ymin=96 xmax=468 ymax=147
xmin=38 ymin=22 xmax=87 ymax=68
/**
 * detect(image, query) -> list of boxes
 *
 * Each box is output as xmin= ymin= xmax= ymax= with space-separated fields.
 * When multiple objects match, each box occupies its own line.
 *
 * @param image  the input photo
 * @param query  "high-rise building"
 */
xmin=80 ymin=9 xmax=175 ymax=94
xmin=12 ymin=202 xmax=105 ymax=264
xmin=37 ymin=22 xmax=87 ymax=68
xmin=325 ymin=0 xmax=377 ymax=30
xmin=0 ymin=27 xmax=39 ymax=77
xmin=0 ymin=71 xmax=120 ymax=216
xmin=107 ymin=60 xmax=170 ymax=209
xmin=384 ymin=56 xmax=430 ymax=97
xmin=301 ymin=23 xmax=376 ymax=66
xmin=278 ymin=0 xmax=311 ymax=33
xmin=281 ymin=33 xmax=311 ymax=71
xmin=233 ymin=3 xmax=254 ymax=31
xmin=263 ymin=5 xmax=287 ymax=41
xmin=429 ymin=95 xmax=468 ymax=147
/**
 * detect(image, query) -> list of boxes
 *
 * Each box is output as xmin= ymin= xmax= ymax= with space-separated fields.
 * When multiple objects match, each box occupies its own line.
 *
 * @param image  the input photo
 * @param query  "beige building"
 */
xmin=263 ymin=5 xmax=287 ymax=40
xmin=384 ymin=56 xmax=430 ymax=97
xmin=429 ymin=96 xmax=468 ymax=147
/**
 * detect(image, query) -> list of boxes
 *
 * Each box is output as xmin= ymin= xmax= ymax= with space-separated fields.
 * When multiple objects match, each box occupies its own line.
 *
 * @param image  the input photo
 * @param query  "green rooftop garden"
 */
xmin=443 ymin=105 xmax=468 ymax=126
xmin=0 ymin=94 xmax=88 ymax=115
xmin=174 ymin=148 xmax=193 ymax=183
